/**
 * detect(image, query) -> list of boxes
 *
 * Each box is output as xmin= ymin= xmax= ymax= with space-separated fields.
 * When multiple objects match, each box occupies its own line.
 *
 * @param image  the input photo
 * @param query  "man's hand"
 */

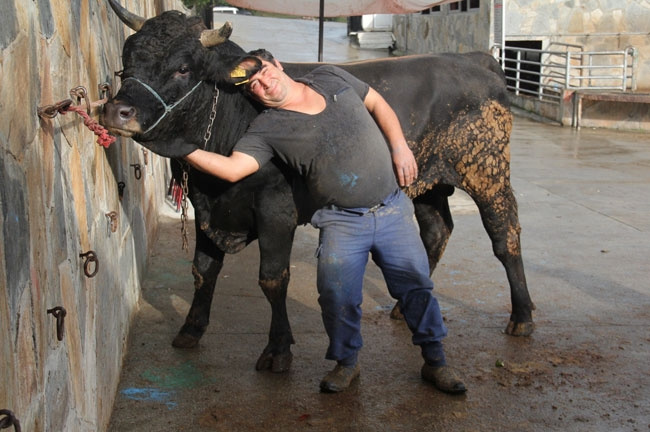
xmin=391 ymin=142 xmax=418 ymax=187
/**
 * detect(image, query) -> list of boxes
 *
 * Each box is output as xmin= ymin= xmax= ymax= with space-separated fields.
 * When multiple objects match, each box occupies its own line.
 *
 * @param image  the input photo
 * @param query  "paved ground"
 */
xmin=108 ymin=14 xmax=650 ymax=432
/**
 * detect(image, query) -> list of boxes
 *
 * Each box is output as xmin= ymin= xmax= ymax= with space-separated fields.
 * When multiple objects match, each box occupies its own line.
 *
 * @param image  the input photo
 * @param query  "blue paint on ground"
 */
xmin=141 ymin=361 xmax=211 ymax=389
xmin=121 ymin=387 xmax=178 ymax=410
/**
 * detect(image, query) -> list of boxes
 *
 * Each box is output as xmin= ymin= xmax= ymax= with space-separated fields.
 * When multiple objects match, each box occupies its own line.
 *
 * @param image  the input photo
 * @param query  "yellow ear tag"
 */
xmin=231 ymin=66 xmax=250 ymax=85
xmin=231 ymin=66 xmax=247 ymax=78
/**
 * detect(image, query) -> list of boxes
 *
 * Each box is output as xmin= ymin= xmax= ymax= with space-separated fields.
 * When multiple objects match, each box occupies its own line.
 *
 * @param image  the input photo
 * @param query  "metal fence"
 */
xmin=493 ymin=43 xmax=638 ymax=103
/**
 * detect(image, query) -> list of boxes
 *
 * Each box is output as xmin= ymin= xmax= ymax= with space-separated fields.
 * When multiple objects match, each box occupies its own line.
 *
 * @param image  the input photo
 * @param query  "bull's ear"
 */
xmin=200 ymin=21 xmax=233 ymax=47
xmin=226 ymin=57 xmax=262 ymax=86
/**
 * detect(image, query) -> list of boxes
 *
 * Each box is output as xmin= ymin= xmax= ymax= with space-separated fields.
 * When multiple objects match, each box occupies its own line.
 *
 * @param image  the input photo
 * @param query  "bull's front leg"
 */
xmin=172 ymin=225 xmax=225 ymax=348
xmin=253 ymin=212 xmax=297 ymax=373
xmin=255 ymin=268 xmax=294 ymax=373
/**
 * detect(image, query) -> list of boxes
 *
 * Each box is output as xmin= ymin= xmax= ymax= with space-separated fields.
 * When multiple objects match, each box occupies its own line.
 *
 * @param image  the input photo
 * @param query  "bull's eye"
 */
xmin=176 ymin=65 xmax=190 ymax=77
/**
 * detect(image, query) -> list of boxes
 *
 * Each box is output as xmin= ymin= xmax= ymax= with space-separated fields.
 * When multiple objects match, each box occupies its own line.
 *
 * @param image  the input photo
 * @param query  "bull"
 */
xmin=102 ymin=0 xmax=535 ymax=373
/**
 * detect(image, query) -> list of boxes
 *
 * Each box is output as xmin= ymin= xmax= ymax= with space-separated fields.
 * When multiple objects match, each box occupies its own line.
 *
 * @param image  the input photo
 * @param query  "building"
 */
xmin=392 ymin=0 xmax=650 ymax=130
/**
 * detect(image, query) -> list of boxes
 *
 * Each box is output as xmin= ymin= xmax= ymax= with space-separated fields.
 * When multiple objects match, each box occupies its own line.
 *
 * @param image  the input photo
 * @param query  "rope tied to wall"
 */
xmin=37 ymin=84 xmax=117 ymax=148
xmin=60 ymin=103 xmax=116 ymax=148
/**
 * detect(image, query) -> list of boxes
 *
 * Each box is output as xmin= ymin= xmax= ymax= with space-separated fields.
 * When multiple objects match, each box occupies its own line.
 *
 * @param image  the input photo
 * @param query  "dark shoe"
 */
xmin=421 ymin=364 xmax=467 ymax=394
xmin=320 ymin=364 xmax=360 ymax=393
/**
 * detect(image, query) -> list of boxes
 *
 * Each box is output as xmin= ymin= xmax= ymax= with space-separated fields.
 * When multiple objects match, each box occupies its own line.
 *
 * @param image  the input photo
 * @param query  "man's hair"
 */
xmin=247 ymin=48 xmax=275 ymax=63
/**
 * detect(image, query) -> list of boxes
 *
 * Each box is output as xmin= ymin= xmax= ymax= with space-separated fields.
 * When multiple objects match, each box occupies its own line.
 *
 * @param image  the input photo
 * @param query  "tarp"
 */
xmin=226 ymin=0 xmax=454 ymax=17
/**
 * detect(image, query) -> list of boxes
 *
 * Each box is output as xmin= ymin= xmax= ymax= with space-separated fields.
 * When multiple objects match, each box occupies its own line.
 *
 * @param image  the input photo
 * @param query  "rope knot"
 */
xmin=62 ymin=104 xmax=116 ymax=148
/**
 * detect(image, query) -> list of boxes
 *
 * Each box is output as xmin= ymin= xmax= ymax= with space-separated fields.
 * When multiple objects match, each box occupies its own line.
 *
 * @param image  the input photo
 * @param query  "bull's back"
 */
xmin=283 ymin=53 xmax=509 ymax=142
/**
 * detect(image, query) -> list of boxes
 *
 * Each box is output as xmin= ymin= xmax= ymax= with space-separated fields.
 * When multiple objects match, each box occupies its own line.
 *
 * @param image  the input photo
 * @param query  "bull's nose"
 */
xmin=102 ymin=100 xmax=140 ymax=135
xmin=103 ymin=101 xmax=135 ymax=124
xmin=114 ymin=103 xmax=135 ymax=121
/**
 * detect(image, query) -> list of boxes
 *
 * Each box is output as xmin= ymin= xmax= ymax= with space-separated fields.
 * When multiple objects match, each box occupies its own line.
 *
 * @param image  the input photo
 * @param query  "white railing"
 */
xmin=493 ymin=43 xmax=638 ymax=103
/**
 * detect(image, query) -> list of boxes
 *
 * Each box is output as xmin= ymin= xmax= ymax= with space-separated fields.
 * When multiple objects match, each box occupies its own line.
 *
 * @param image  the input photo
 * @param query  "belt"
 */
xmin=326 ymin=189 xmax=399 ymax=214
xmin=326 ymin=202 xmax=384 ymax=214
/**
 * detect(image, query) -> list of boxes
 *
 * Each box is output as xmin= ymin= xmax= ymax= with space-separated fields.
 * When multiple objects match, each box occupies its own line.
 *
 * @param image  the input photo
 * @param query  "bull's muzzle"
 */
xmin=101 ymin=100 xmax=140 ymax=137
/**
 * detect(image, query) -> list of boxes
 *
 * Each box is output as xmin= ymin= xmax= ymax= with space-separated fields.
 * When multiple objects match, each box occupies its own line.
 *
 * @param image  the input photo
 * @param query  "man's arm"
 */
xmin=363 ymin=87 xmax=418 ymax=187
xmin=184 ymin=149 xmax=260 ymax=182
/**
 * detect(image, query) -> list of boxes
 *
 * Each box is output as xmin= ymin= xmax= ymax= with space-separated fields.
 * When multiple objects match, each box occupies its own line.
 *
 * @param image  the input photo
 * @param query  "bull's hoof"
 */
xmin=389 ymin=302 xmax=404 ymax=320
xmin=505 ymin=320 xmax=535 ymax=336
xmin=255 ymin=350 xmax=293 ymax=373
xmin=172 ymin=332 xmax=201 ymax=348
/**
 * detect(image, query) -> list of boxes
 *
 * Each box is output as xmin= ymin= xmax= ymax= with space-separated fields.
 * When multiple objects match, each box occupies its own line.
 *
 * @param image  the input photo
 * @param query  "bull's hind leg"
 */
xmin=471 ymin=188 xmax=535 ymax=336
xmin=390 ymin=185 xmax=455 ymax=320
xmin=413 ymin=185 xmax=456 ymax=273
xmin=254 ymin=218 xmax=297 ymax=373
xmin=173 ymin=225 xmax=225 ymax=348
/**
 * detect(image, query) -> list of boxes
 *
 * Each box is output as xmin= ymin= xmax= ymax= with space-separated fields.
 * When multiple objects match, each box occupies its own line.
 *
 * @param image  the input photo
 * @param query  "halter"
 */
xmin=122 ymin=77 xmax=203 ymax=135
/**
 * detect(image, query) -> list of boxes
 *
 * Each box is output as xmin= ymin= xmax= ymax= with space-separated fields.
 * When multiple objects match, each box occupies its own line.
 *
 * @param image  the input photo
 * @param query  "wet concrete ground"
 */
xmin=108 ymin=15 xmax=650 ymax=432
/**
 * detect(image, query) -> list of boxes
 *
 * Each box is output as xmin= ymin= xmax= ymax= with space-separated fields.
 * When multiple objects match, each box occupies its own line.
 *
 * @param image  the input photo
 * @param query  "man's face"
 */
xmin=244 ymin=59 xmax=288 ymax=107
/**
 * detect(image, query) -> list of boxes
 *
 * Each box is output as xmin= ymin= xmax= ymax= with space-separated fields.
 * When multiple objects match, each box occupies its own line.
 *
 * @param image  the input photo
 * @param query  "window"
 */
xmin=449 ymin=0 xmax=479 ymax=12
xmin=421 ymin=5 xmax=441 ymax=14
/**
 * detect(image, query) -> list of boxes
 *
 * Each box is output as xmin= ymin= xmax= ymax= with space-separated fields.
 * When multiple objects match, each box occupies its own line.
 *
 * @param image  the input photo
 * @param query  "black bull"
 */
xmin=102 ymin=4 xmax=534 ymax=372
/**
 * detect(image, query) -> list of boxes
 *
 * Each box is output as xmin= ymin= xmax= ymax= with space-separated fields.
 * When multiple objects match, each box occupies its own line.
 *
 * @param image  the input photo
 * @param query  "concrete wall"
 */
xmin=0 ymin=1 xmax=187 ymax=430
xmin=393 ymin=4 xmax=492 ymax=55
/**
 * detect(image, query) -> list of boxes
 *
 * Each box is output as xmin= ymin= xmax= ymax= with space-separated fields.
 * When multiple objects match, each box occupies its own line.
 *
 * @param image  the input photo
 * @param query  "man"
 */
xmin=183 ymin=49 xmax=466 ymax=395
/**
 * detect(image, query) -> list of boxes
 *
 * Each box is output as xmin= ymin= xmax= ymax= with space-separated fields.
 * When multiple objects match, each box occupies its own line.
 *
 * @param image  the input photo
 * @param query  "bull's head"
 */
xmin=102 ymin=0 xmax=246 ymax=157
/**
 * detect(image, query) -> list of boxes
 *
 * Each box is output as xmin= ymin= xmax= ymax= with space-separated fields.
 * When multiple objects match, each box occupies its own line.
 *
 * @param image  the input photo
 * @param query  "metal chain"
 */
xmin=203 ymin=86 xmax=219 ymax=149
xmin=180 ymin=168 xmax=190 ymax=252
xmin=180 ymin=84 xmax=220 ymax=251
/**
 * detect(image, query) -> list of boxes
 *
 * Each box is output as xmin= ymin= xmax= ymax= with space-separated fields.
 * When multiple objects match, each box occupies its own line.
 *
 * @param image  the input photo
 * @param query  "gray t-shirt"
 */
xmin=234 ymin=65 xmax=397 ymax=209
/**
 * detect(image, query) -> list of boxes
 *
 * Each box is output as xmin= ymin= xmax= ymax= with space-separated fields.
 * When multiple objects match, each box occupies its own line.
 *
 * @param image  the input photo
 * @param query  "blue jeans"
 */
xmin=311 ymin=189 xmax=448 ymax=365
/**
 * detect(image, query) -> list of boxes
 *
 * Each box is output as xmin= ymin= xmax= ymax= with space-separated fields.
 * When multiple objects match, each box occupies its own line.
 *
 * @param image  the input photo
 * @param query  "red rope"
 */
xmin=61 ymin=104 xmax=116 ymax=148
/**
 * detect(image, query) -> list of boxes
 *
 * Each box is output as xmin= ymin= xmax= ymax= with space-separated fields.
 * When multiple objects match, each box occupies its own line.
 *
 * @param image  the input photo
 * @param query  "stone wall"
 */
xmin=0 ymin=1 xmax=187 ymax=430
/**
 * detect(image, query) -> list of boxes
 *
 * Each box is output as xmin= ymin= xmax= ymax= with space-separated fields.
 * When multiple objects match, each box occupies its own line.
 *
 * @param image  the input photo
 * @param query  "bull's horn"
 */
xmin=200 ymin=21 xmax=233 ymax=47
xmin=107 ymin=0 xmax=146 ymax=31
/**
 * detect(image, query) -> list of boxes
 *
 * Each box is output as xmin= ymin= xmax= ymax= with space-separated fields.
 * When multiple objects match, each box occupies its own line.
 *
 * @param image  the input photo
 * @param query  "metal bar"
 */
xmin=515 ymin=50 xmax=521 ymax=95
xmin=318 ymin=0 xmax=324 ymax=62
xmin=622 ymin=47 xmax=629 ymax=90
xmin=565 ymin=51 xmax=571 ymax=91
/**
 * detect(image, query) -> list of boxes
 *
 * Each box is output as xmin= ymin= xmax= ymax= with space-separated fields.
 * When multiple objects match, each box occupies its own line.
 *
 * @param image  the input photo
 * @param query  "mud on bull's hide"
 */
xmin=405 ymin=100 xmax=513 ymax=199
